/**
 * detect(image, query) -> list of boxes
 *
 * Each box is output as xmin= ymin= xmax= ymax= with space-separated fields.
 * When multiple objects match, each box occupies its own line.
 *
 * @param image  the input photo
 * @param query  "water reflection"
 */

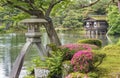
xmin=0 ymin=34 xmax=12 ymax=78
xmin=0 ymin=32 xmax=119 ymax=78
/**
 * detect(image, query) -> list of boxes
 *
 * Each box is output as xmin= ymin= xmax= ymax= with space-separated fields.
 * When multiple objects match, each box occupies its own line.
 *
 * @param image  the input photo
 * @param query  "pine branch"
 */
xmin=40 ymin=3 xmax=46 ymax=12
xmin=80 ymin=0 xmax=100 ymax=8
xmin=45 ymin=0 xmax=63 ymax=17
xmin=27 ymin=0 xmax=35 ymax=10
xmin=52 ymin=0 xmax=64 ymax=6
xmin=6 ymin=0 xmax=31 ymax=14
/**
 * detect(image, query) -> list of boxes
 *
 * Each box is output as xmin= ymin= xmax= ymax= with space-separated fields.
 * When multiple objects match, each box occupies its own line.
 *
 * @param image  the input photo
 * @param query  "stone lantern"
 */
xmin=10 ymin=16 xmax=48 ymax=78
xmin=21 ymin=16 xmax=47 ymax=37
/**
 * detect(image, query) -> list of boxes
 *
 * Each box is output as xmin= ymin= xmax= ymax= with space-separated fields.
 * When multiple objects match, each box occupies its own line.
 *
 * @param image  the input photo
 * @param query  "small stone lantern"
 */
xmin=10 ymin=16 xmax=48 ymax=78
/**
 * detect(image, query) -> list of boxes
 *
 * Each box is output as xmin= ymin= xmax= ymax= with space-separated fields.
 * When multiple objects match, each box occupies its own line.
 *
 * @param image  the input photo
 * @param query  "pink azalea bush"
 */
xmin=60 ymin=43 xmax=96 ymax=60
xmin=61 ymin=43 xmax=98 ymax=51
xmin=71 ymin=49 xmax=93 ymax=73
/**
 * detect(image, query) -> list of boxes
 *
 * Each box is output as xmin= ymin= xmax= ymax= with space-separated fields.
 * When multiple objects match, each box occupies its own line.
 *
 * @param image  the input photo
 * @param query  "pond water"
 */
xmin=0 ymin=31 xmax=119 ymax=78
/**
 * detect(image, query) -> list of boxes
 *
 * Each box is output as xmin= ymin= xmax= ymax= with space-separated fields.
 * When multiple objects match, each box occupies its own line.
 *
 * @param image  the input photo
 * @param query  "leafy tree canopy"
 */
xmin=107 ymin=5 xmax=120 ymax=35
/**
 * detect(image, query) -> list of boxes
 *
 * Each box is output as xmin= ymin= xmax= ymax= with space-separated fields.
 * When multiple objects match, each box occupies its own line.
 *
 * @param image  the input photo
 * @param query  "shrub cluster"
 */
xmin=26 ymin=39 xmax=105 ymax=78
xmin=62 ymin=43 xmax=105 ymax=78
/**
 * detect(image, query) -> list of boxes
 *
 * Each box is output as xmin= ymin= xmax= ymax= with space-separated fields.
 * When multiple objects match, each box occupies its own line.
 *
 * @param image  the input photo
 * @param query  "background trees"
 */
xmin=0 ymin=0 xmax=72 ymax=46
xmin=107 ymin=5 xmax=120 ymax=35
xmin=0 ymin=0 xmax=120 ymax=45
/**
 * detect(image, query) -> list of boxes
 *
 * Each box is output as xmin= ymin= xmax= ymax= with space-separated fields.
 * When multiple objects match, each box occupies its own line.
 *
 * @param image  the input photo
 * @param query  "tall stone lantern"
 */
xmin=10 ymin=16 xmax=48 ymax=78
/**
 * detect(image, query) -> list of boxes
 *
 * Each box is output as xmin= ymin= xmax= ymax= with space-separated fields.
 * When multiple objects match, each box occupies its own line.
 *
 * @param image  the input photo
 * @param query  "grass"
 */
xmin=98 ymin=45 xmax=120 ymax=78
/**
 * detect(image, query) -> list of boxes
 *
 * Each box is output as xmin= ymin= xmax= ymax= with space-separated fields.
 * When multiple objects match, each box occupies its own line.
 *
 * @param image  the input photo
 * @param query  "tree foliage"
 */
xmin=62 ymin=9 xmax=83 ymax=29
xmin=107 ymin=5 xmax=120 ymax=35
xmin=0 ymin=0 xmax=72 ymax=46
xmin=0 ymin=0 xmax=120 ymax=44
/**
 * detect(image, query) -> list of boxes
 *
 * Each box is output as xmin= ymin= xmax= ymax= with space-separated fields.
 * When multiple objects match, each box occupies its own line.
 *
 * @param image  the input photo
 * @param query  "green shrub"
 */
xmin=78 ymin=39 xmax=102 ymax=47
xmin=88 ymin=72 xmax=98 ymax=78
xmin=32 ymin=50 xmax=64 ymax=78
xmin=92 ymin=51 xmax=106 ymax=69
xmin=46 ymin=43 xmax=58 ymax=51
xmin=46 ymin=50 xmax=63 ymax=78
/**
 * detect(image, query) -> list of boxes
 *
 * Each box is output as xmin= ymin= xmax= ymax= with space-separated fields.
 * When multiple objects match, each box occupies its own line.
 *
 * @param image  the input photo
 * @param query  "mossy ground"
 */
xmin=98 ymin=45 xmax=120 ymax=78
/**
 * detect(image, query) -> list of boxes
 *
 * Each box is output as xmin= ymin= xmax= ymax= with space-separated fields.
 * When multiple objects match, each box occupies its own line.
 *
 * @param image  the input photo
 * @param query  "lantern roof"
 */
xmin=20 ymin=16 xmax=47 ymax=24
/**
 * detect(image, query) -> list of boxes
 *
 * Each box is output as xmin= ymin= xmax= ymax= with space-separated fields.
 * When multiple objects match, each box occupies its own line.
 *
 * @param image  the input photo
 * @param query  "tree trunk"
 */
xmin=44 ymin=17 xmax=61 ymax=46
xmin=29 ymin=10 xmax=61 ymax=46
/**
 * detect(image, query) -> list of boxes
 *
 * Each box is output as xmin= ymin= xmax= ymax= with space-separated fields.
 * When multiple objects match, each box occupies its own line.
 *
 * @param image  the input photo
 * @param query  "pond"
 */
xmin=0 ymin=30 xmax=119 ymax=78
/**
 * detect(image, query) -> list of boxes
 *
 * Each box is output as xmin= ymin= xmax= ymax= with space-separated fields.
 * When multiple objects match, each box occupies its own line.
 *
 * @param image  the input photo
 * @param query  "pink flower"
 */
xmin=71 ymin=50 xmax=93 ymax=73
xmin=60 ymin=43 xmax=95 ymax=51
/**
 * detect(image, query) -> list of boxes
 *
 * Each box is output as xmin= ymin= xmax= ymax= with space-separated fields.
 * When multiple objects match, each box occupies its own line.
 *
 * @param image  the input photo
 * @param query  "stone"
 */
xmin=34 ymin=68 xmax=50 ymax=78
